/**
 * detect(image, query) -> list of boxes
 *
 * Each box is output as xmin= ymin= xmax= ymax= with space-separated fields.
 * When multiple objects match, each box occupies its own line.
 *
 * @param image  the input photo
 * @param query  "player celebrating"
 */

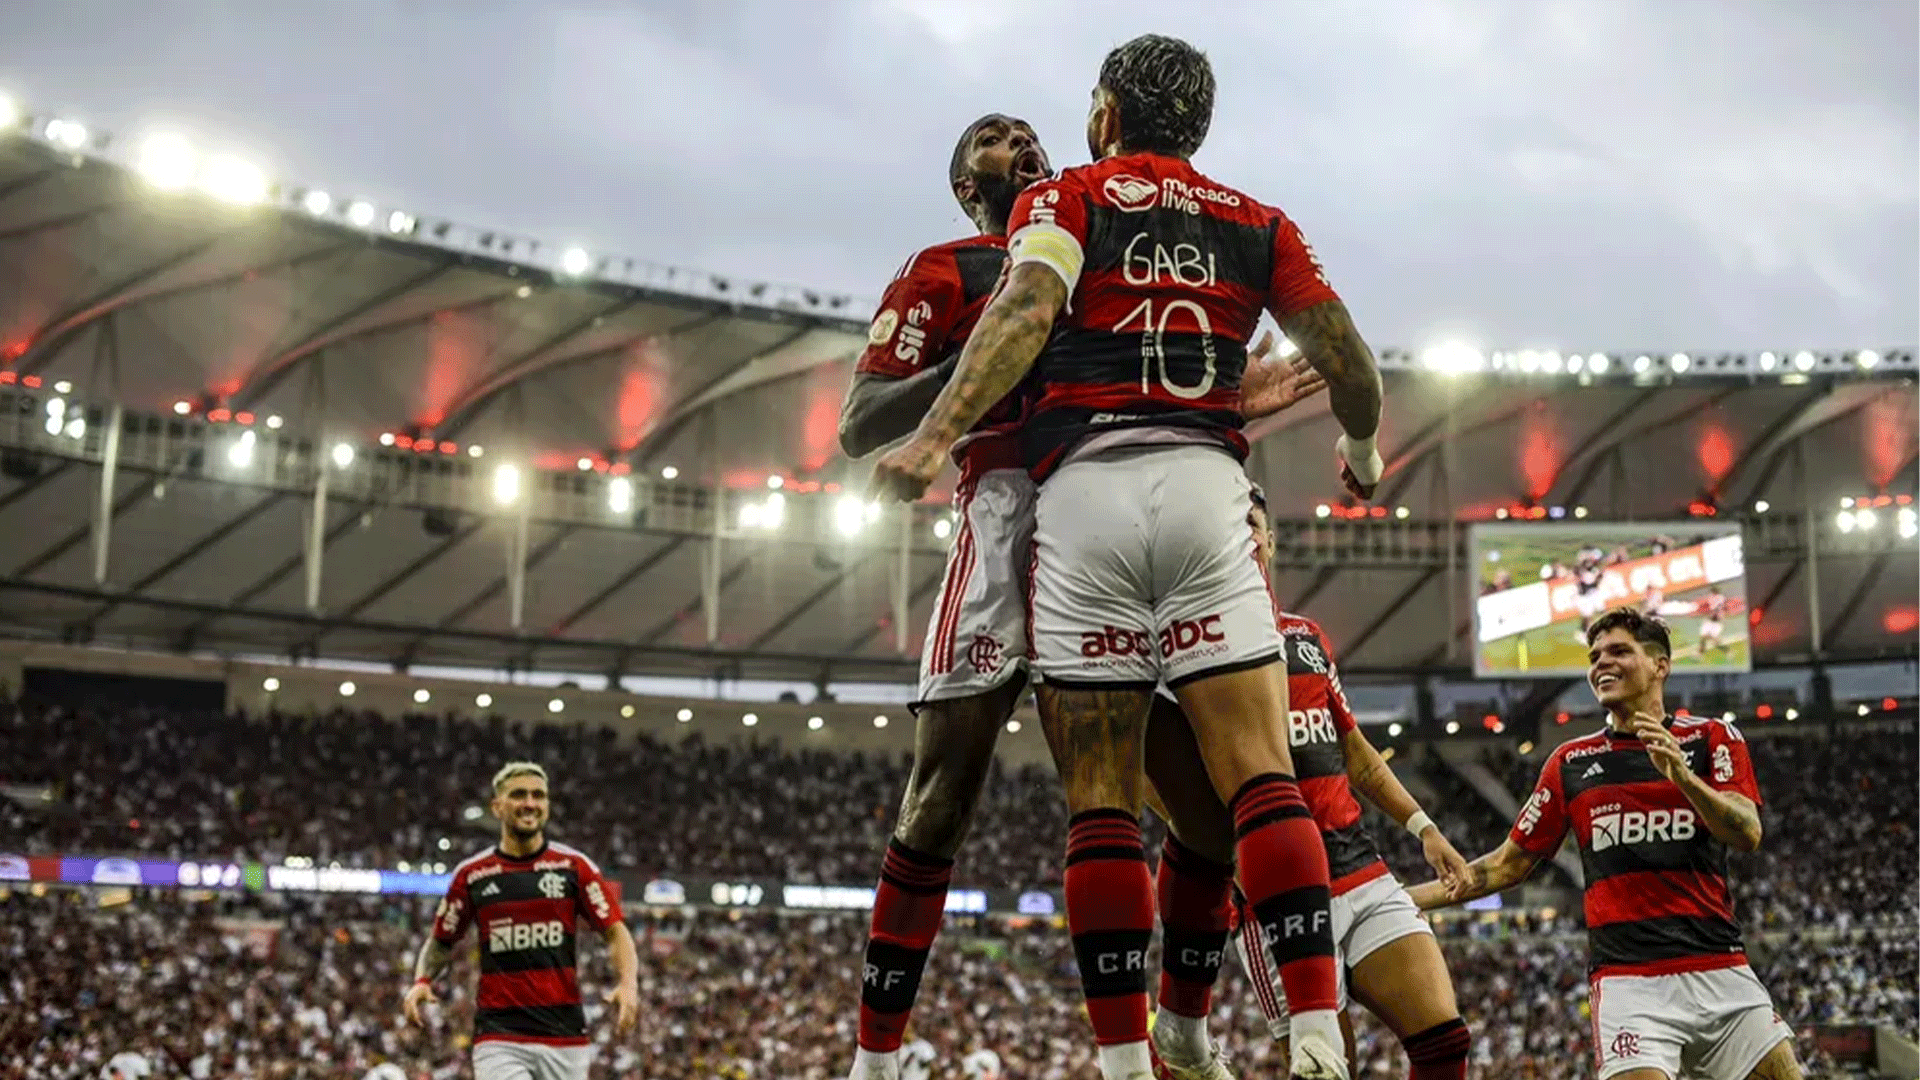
xmin=873 ymin=34 xmax=1387 ymax=1080
xmin=1146 ymin=492 xmax=1474 ymax=1080
xmin=839 ymin=113 xmax=1324 ymax=1080
xmin=403 ymin=762 xmax=638 ymax=1080
xmin=1699 ymin=586 xmax=1729 ymax=656
xmin=1409 ymin=608 xmax=1803 ymax=1080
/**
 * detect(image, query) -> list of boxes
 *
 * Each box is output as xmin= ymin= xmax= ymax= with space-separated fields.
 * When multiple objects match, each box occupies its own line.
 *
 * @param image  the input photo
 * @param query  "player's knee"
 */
xmin=896 ymin=780 xmax=979 ymax=856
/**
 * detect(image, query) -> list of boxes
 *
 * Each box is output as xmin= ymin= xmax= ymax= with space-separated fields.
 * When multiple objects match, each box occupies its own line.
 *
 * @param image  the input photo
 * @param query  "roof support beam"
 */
xmin=298 ymin=520 xmax=485 ymax=651
xmin=81 ymin=490 xmax=285 ymax=626
xmin=748 ymin=551 xmax=882 ymax=652
xmin=1340 ymin=568 xmax=1441 ymax=663
xmin=0 ymin=202 xmax=125 ymax=245
xmin=628 ymin=326 xmax=813 ymax=469
xmin=1823 ymin=550 xmax=1893 ymax=649
xmin=1558 ymin=388 xmax=1745 ymax=507
xmin=178 ymin=501 xmax=369 ymax=641
xmin=545 ymin=537 xmax=688 ymax=638
xmin=13 ymin=476 xmax=155 ymax=579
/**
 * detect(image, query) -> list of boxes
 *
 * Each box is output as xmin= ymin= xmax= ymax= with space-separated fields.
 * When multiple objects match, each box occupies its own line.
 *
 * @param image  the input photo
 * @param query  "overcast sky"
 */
xmin=4 ymin=0 xmax=1915 ymax=352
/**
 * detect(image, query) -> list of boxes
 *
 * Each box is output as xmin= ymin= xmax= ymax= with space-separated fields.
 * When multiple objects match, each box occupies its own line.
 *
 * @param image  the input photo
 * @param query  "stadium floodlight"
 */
xmin=1632 ymin=354 xmax=1652 ymax=374
xmin=660 ymin=465 xmax=679 ymax=480
xmin=1444 ymin=720 xmax=1460 ymax=734
xmin=339 ymin=680 xmax=357 ymax=697
xmin=1006 ymin=719 xmax=1022 ymax=733
xmin=676 ymin=707 xmax=693 ymax=722
xmin=620 ymin=704 xmax=636 ymax=718
xmin=1840 ymin=496 xmax=1854 ymax=509
xmin=559 ymin=247 xmax=592 ymax=276
xmin=467 ymin=444 xmax=484 ymax=458
xmin=767 ymin=475 xmax=784 ymax=490
xmin=1314 ymin=503 xmax=1331 ymax=518
xmin=1836 ymin=510 xmax=1856 ymax=532
xmin=330 ymin=442 xmax=354 ymax=469
xmin=1792 ymin=350 xmax=1816 ymax=372
xmin=873 ymin=714 xmax=889 ymax=729
xmin=1754 ymin=500 xmax=1770 ymax=514
xmin=515 ymin=285 xmax=533 ymax=299
xmin=607 ymin=476 xmax=633 ymax=514
xmin=1574 ymin=506 xmax=1589 ymax=519
xmin=1899 ymin=508 xmax=1917 ymax=540
xmin=226 ymin=429 xmax=256 ymax=469
xmin=1394 ymin=506 xmax=1410 ymax=519
xmin=346 ymin=200 xmax=376 ymax=227
xmin=412 ymin=688 xmax=431 ymax=704
xmin=45 ymin=118 xmax=88 ymax=150
xmin=0 ymin=93 xmax=18 ymax=132
xmin=833 ymin=495 xmax=877 ymax=536
xmin=808 ymin=716 xmax=824 ymax=730
xmin=1857 ymin=349 xmax=1881 ymax=370
xmin=386 ymin=210 xmax=416 ymax=235
xmin=742 ymin=712 xmax=758 ymax=727
xmin=1758 ymin=351 xmax=1778 ymax=371
xmin=932 ymin=517 xmax=953 ymax=540
xmin=1784 ymin=707 xmax=1799 ymax=721
xmin=262 ymin=676 xmax=280 ymax=692
xmin=1854 ymin=507 xmax=1878 ymax=530
xmin=265 ymin=414 xmax=283 ymax=430
xmin=1587 ymin=354 xmax=1610 ymax=375
xmin=63 ymin=416 xmax=85 ymax=440
xmin=172 ymin=399 xmax=192 ymax=416
xmin=437 ymin=837 xmax=451 ymax=851
xmin=201 ymin=155 xmax=269 ymax=207
xmin=136 ymin=133 xmax=197 ymax=191
xmin=1387 ymin=722 xmax=1403 ymax=737
xmin=378 ymin=432 xmax=396 ymax=447
xmin=492 ymin=463 xmax=521 ymax=506
xmin=1420 ymin=341 xmax=1484 ymax=376
xmin=576 ymin=456 xmax=594 ymax=472
xmin=475 ymin=692 xmax=493 ymax=708
xmin=1669 ymin=353 xmax=1691 ymax=373
xmin=53 ymin=380 xmax=71 ymax=394
xmin=301 ymin=189 xmax=332 ymax=216
xmin=547 ymin=697 xmax=564 ymax=714
xmin=1540 ymin=350 xmax=1564 ymax=373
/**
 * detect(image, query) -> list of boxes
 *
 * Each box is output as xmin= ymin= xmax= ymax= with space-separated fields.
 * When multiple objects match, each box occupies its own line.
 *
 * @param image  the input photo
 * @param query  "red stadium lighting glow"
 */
xmin=20 ymin=374 xmax=40 ymax=389
xmin=1 ymin=340 xmax=27 ymax=361
xmin=439 ymin=442 xmax=457 ymax=455
xmin=1898 ymin=495 xmax=1913 ymax=506
xmin=394 ymin=435 xmax=414 ymax=449
xmin=1482 ymin=714 xmax=1499 ymax=728
xmin=1555 ymin=711 xmax=1570 ymax=725
xmin=1873 ymin=495 xmax=1892 ymax=507
xmin=207 ymin=407 xmax=231 ymax=423
xmin=234 ymin=411 xmax=255 ymax=426
xmin=1528 ymin=506 xmax=1546 ymax=520
xmin=0 ymin=371 xmax=15 ymax=385
xmin=1370 ymin=505 xmax=1387 ymax=518
xmin=609 ymin=462 xmax=629 ymax=475
xmin=414 ymin=440 xmax=434 ymax=453
xmin=1885 ymin=608 xmax=1920 ymax=635
xmin=1756 ymin=705 xmax=1772 ymax=719
xmin=1883 ymin=698 xmax=1898 ymax=712
xmin=1687 ymin=501 xmax=1717 ymax=517
xmin=1748 ymin=607 xmax=1764 ymax=626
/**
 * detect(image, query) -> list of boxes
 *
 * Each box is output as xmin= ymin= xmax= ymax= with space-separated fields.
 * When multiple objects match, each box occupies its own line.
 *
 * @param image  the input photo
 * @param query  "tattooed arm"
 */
xmin=1277 ymin=299 xmax=1382 ymax=441
xmin=413 ymin=936 xmax=454 ymax=983
xmin=913 ymin=263 xmax=1066 ymax=447
xmin=1405 ymin=838 xmax=1543 ymax=911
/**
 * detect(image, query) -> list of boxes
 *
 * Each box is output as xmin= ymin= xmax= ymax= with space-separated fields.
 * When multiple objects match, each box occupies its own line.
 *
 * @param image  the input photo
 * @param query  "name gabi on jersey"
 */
xmin=489 ymin=919 xmax=566 ymax=953
xmin=1589 ymin=806 xmax=1697 ymax=852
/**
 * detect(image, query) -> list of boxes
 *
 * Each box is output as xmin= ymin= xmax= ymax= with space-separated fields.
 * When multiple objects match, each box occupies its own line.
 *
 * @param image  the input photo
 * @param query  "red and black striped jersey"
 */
xmin=1510 ymin=716 xmax=1760 ymax=978
xmin=855 ymin=234 xmax=1025 ymax=474
xmin=432 ymin=840 xmax=624 ymax=1045
xmin=1276 ymin=613 xmax=1385 ymax=893
xmin=1004 ymin=154 xmax=1339 ymax=479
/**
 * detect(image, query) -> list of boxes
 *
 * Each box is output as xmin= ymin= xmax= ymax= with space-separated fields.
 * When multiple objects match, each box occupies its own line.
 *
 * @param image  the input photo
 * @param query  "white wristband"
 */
xmin=1404 ymin=810 xmax=1434 ymax=838
xmin=1335 ymin=434 xmax=1384 ymax=486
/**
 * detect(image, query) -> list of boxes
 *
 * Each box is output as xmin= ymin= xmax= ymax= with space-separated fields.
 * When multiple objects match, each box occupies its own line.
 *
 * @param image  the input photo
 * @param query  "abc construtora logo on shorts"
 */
xmin=1077 ymin=616 xmax=1231 ymax=662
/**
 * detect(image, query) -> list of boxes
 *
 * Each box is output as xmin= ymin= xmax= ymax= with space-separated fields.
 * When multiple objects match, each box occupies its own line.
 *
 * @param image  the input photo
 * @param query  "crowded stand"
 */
xmin=3 ymin=679 xmax=1915 ymax=1079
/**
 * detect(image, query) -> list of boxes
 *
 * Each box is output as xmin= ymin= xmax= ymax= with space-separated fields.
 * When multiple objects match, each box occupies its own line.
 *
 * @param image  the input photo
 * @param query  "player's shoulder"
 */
xmin=1548 ymin=728 xmax=1611 ymax=766
xmin=891 ymin=233 xmax=1000 ymax=286
xmin=449 ymin=846 xmax=501 ymax=879
xmin=1275 ymin=609 xmax=1327 ymax=641
xmin=545 ymin=840 xmax=605 ymax=874
xmin=1672 ymin=713 xmax=1745 ymax=744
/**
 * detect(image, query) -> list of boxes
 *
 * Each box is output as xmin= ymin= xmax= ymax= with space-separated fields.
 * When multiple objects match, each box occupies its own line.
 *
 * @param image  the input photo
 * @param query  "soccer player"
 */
xmin=1699 ymin=586 xmax=1728 ymax=656
xmin=1146 ymin=492 xmax=1474 ymax=1080
xmin=403 ymin=762 xmax=638 ymax=1080
xmin=1409 ymin=608 xmax=1804 ymax=1080
xmin=840 ymin=113 xmax=1323 ymax=1080
xmin=873 ymin=35 xmax=1387 ymax=1080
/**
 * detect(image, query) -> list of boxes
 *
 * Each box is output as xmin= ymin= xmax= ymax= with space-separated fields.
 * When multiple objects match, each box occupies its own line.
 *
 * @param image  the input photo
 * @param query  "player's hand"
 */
xmin=1422 ymin=829 xmax=1471 ymax=896
xmin=871 ymin=435 xmax=946 ymax=503
xmin=1238 ymin=331 xmax=1326 ymax=420
xmin=606 ymin=978 xmax=639 ymax=1038
xmin=1336 ymin=433 xmax=1383 ymax=501
xmin=402 ymin=980 xmax=437 ymax=1029
xmin=1632 ymin=711 xmax=1689 ymax=782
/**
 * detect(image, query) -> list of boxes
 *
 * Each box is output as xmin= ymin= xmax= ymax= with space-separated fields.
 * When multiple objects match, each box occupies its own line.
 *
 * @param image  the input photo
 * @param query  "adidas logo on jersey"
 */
xmin=478 ymin=881 xmax=501 ymax=897
xmin=1581 ymin=762 xmax=1604 ymax=780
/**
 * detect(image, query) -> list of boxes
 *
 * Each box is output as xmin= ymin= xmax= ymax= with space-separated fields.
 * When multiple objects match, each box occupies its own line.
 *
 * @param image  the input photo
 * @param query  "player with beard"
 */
xmin=840 ymin=113 xmax=1326 ymax=1080
xmin=872 ymin=35 xmax=1385 ymax=1080
xmin=1410 ymin=610 xmax=1802 ymax=1080
xmin=404 ymin=762 xmax=639 ymax=1080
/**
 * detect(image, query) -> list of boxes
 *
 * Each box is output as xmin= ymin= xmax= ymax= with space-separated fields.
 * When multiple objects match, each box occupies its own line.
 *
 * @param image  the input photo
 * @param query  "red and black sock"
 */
xmin=1229 ymin=772 xmax=1338 ymax=1016
xmin=1403 ymin=1018 xmax=1472 ymax=1080
xmin=857 ymin=838 xmax=953 ymax=1052
xmin=1154 ymin=835 xmax=1234 ymax=1020
xmin=1064 ymin=808 xmax=1154 ymax=1046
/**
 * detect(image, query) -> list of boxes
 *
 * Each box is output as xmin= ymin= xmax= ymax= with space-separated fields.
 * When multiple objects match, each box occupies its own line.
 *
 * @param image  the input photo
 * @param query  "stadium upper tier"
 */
xmin=0 ymin=99 xmax=1913 ymax=680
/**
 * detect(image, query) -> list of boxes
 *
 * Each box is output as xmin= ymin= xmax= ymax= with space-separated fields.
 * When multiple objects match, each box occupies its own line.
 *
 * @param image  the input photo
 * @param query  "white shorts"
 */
xmin=1576 ymin=589 xmax=1606 ymax=619
xmin=472 ymin=1040 xmax=594 ymax=1080
xmin=1253 ymin=871 xmax=1433 ymax=1020
xmin=1700 ymin=618 xmax=1724 ymax=639
xmin=1030 ymin=444 xmax=1280 ymax=688
xmin=1591 ymin=963 xmax=1791 ymax=1080
xmin=915 ymin=467 xmax=1035 ymax=708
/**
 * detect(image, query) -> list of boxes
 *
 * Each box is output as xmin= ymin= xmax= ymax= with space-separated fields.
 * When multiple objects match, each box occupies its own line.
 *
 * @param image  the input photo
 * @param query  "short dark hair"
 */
xmin=949 ymin=113 xmax=1019 ymax=189
xmin=1585 ymin=607 xmax=1672 ymax=658
xmin=1097 ymin=34 xmax=1215 ymax=158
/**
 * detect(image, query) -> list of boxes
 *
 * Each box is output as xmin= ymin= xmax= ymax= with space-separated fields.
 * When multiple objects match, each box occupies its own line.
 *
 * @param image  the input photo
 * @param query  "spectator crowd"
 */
xmin=1 ymin=690 xmax=1914 ymax=1079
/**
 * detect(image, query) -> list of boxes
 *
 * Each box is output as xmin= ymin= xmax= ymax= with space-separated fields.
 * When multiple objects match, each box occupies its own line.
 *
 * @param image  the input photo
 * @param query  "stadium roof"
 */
xmin=0 ymin=106 xmax=1913 ymax=683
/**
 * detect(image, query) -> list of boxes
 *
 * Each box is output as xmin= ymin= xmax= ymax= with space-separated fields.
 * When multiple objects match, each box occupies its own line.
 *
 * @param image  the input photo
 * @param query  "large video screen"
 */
xmin=1471 ymin=522 xmax=1750 ymax=678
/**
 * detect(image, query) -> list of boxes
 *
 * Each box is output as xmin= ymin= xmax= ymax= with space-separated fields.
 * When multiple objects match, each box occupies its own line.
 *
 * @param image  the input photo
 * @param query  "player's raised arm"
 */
xmin=1266 ymin=215 xmax=1385 ymax=498
xmin=1632 ymin=711 xmax=1765 ymax=852
xmin=918 ymin=261 xmax=1064 ymax=449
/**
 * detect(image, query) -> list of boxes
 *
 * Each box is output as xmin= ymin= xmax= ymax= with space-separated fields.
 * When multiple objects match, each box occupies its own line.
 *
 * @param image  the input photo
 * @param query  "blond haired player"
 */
xmin=404 ymin=762 xmax=638 ymax=1080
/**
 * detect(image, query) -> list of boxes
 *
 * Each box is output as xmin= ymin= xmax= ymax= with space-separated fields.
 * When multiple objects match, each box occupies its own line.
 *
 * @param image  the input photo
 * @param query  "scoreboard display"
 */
xmin=1471 ymin=522 xmax=1751 ymax=678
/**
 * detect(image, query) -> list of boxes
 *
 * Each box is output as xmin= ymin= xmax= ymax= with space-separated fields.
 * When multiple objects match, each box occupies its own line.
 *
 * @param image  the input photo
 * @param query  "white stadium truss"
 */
xmin=0 ymin=94 xmax=1912 ymax=683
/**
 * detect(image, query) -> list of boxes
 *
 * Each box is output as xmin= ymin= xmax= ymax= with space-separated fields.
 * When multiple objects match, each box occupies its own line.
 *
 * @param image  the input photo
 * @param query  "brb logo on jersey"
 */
xmin=489 ymin=919 xmax=565 ymax=953
xmin=1103 ymin=174 xmax=1157 ymax=213
xmin=1287 ymin=708 xmax=1338 ymax=747
xmin=1589 ymin=807 xmax=1696 ymax=852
